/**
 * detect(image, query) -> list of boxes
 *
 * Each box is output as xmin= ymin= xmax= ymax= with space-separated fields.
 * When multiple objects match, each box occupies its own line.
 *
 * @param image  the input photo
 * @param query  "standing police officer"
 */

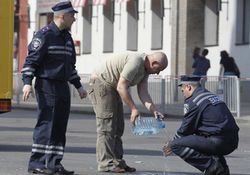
xmin=22 ymin=1 xmax=87 ymax=175
xmin=163 ymin=75 xmax=239 ymax=175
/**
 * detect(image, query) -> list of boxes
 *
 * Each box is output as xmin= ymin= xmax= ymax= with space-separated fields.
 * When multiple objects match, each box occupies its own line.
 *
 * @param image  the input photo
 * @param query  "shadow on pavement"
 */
xmin=92 ymin=171 xmax=248 ymax=175
xmin=0 ymin=144 xmax=166 ymax=157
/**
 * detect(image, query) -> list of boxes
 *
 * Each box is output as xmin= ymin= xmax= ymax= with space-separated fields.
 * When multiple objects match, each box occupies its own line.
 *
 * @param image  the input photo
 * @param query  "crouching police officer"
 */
xmin=22 ymin=1 xmax=87 ymax=175
xmin=163 ymin=75 xmax=239 ymax=175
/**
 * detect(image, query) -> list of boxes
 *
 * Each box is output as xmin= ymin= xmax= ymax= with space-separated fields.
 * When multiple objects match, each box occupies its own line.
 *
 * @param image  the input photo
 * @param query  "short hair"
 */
xmin=202 ymin=49 xmax=208 ymax=56
xmin=221 ymin=50 xmax=229 ymax=58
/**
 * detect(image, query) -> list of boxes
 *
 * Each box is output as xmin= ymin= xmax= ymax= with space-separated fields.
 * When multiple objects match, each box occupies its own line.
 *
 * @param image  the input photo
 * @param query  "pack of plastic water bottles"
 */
xmin=130 ymin=116 xmax=165 ymax=136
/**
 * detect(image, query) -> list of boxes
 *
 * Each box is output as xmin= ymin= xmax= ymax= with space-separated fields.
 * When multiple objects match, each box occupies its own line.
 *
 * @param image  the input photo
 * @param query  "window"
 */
xmin=151 ymin=0 xmax=164 ymax=50
xmin=127 ymin=0 xmax=138 ymax=51
xmin=82 ymin=0 xmax=92 ymax=54
xmin=236 ymin=0 xmax=250 ymax=44
xmin=103 ymin=0 xmax=114 ymax=52
xmin=38 ymin=13 xmax=53 ymax=29
xmin=204 ymin=0 xmax=219 ymax=46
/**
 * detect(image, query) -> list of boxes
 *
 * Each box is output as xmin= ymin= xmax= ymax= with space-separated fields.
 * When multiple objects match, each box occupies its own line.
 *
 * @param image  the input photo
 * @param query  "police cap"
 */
xmin=178 ymin=75 xmax=201 ymax=86
xmin=52 ymin=1 xmax=78 ymax=15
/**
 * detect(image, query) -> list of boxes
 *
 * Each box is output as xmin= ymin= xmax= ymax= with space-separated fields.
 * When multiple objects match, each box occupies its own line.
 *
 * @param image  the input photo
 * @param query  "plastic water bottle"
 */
xmin=130 ymin=115 xmax=165 ymax=136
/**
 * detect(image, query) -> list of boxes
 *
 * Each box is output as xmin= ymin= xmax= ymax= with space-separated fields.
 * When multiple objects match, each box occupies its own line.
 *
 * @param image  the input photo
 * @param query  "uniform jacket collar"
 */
xmin=49 ymin=21 xmax=71 ymax=37
xmin=185 ymin=86 xmax=204 ymax=102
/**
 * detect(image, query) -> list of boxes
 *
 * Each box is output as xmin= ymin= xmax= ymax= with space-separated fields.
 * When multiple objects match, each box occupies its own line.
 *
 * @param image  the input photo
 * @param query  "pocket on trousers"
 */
xmin=98 ymin=83 xmax=107 ymax=97
xmin=87 ymin=86 xmax=97 ymax=105
xmin=96 ymin=112 xmax=114 ymax=133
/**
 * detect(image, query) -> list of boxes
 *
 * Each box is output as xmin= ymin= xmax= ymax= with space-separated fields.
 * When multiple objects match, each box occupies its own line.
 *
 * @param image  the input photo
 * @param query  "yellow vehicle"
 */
xmin=0 ymin=0 xmax=13 ymax=113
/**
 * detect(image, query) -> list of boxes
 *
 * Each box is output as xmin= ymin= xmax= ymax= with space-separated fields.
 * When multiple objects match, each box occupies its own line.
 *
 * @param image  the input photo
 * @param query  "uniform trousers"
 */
xmin=28 ymin=78 xmax=70 ymax=171
xmin=88 ymin=78 xmax=127 ymax=171
xmin=171 ymin=134 xmax=238 ymax=172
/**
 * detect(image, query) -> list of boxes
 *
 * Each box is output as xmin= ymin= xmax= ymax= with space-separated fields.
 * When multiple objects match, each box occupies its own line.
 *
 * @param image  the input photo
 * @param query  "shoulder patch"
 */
xmin=208 ymin=96 xmax=223 ymax=105
xmin=40 ymin=26 xmax=50 ymax=34
xmin=31 ymin=38 xmax=42 ymax=50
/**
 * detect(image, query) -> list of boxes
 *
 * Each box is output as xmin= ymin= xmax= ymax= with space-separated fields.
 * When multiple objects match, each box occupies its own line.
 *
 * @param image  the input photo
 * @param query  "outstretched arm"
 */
xmin=117 ymin=77 xmax=140 ymax=125
xmin=137 ymin=81 xmax=163 ymax=119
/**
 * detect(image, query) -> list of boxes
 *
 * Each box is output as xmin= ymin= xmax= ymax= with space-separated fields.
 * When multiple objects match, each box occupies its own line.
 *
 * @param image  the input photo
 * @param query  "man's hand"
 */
xmin=153 ymin=111 xmax=164 ymax=120
xmin=163 ymin=139 xmax=173 ymax=157
xmin=77 ymin=87 xmax=87 ymax=99
xmin=130 ymin=108 xmax=141 ymax=126
xmin=22 ymin=84 xmax=34 ymax=101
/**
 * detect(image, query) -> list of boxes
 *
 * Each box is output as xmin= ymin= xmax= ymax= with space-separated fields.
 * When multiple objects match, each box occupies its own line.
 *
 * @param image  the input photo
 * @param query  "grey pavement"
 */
xmin=0 ymin=108 xmax=250 ymax=175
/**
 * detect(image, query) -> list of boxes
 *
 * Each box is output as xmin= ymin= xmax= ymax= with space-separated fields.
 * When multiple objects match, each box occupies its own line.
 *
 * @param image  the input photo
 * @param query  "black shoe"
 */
xmin=54 ymin=167 xmax=74 ymax=175
xmin=28 ymin=168 xmax=53 ymax=175
xmin=205 ymin=159 xmax=225 ymax=175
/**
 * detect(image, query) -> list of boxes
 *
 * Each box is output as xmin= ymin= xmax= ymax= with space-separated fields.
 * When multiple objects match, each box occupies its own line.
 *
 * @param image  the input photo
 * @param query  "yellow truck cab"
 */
xmin=0 ymin=0 xmax=13 ymax=113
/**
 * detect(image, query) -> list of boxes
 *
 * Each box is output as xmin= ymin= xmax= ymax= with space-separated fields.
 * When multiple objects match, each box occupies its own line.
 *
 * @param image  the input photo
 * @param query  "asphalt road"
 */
xmin=0 ymin=108 xmax=250 ymax=175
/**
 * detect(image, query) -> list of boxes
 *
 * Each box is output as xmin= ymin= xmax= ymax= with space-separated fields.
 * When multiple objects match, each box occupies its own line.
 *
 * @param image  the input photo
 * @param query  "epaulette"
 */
xmin=40 ymin=26 xmax=50 ymax=34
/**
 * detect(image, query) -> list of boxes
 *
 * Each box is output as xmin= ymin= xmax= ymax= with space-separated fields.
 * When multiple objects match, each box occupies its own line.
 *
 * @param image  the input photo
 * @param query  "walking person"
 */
xmin=219 ymin=50 xmax=240 ymax=103
xmin=88 ymin=52 xmax=168 ymax=173
xmin=192 ymin=46 xmax=201 ymax=60
xmin=192 ymin=49 xmax=210 ymax=76
xmin=163 ymin=75 xmax=239 ymax=175
xmin=192 ymin=49 xmax=211 ymax=88
xmin=22 ymin=1 xmax=87 ymax=174
xmin=219 ymin=50 xmax=238 ymax=77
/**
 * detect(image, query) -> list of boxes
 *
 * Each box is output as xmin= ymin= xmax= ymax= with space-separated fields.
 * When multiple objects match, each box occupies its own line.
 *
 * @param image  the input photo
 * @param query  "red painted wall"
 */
xmin=18 ymin=0 xmax=28 ymax=72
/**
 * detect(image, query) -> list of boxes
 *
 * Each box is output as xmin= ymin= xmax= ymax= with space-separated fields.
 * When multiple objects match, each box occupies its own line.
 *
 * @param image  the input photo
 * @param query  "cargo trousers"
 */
xmin=87 ymin=77 xmax=127 ymax=171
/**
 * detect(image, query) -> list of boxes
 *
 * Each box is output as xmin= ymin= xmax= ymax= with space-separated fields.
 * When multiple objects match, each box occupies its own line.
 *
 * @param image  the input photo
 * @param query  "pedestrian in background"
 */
xmin=192 ymin=49 xmax=210 ymax=76
xmin=88 ymin=51 xmax=168 ymax=173
xmin=192 ymin=46 xmax=201 ymax=60
xmin=163 ymin=75 xmax=239 ymax=175
xmin=192 ymin=49 xmax=211 ymax=88
xmin=21 ymin=1 xmax=87 ymax=175
xmin=219 ymin=50 xmax=239 ymax=77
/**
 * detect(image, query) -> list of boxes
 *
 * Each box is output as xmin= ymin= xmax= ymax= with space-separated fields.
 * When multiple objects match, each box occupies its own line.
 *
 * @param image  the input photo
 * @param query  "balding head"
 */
xmin=145 ymin=52 xmax=168 ymax=74
xmin=151 ymin=52 xmax=168 ymax=69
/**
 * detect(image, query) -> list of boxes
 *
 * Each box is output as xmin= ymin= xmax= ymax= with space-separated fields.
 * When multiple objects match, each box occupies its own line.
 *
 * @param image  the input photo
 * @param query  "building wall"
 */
xmin=206 ymin=0 xmax=250 ymax=77
xmin=26 ymin=0 xmax=250 ymax=77
xmin=71 ymin=0 xmax=172 ymax=76
xmin=28 ymin=0 xmax=37 ymax=43
xmin=18 ymin=0 xmax=28 ymax=72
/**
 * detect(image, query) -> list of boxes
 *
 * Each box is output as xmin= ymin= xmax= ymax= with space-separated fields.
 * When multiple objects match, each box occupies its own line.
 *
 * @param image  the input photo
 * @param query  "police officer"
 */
xmin=22 ymin=1 xmax=87 ymax=175
xmin=163 ymin=75 xmax=239 ymax=175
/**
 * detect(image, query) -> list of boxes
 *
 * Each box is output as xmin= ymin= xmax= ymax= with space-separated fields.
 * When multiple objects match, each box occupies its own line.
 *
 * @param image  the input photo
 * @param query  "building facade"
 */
xmin=25 ymin=0 xmax=250 ymax=77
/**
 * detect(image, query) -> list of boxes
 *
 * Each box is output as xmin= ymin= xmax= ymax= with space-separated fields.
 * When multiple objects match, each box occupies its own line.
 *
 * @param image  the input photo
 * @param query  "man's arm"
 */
xmin=22 ymin=33 xmax=46 ymax=101
xmin=117 ymin=77 xmax=140 ymax=125
xmin=219 ymin=64 xmax=224 ymax=76
xmin=137 ymin=81 xmax=163 ymax=119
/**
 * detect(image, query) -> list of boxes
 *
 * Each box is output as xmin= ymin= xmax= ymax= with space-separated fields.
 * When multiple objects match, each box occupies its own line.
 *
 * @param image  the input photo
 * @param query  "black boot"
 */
xmin=54 ymin=167 xmax=74 ymax=175
xmin=205 ymin=159 xmax=225 ymax=175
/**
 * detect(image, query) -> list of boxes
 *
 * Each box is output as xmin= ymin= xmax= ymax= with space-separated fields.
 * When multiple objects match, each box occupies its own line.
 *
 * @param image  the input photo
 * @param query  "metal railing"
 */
xmin=12 ymin=73 xmax=241 ymax=117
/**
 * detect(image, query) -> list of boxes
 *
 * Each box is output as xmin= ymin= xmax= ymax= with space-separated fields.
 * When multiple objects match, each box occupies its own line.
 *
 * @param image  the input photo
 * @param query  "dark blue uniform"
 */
xmin=22 ymin=21 xmax=81 ymax=171
xmin=171 ymin=86 xmax=239 ymax=172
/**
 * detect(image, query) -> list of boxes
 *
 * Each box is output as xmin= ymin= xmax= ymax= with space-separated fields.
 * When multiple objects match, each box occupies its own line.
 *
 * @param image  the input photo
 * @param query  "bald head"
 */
xmin=151 ymin=52 xmax=168 ymax=69
xmin=145 ymin=52 xmax=168 ymax=74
